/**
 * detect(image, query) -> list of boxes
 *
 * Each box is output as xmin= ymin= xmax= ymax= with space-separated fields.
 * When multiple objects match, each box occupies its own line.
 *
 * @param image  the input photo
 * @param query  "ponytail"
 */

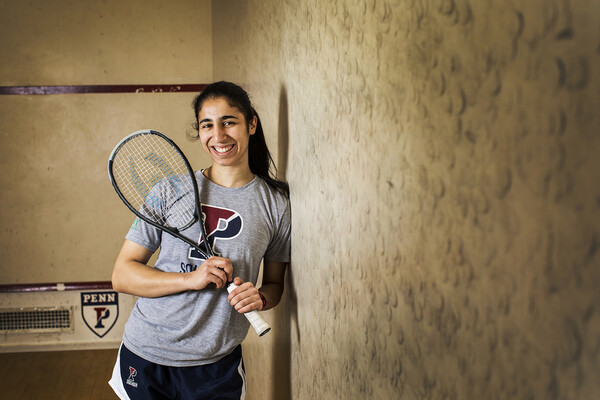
xmin=248 ymin=110 xmax=289 ymax=196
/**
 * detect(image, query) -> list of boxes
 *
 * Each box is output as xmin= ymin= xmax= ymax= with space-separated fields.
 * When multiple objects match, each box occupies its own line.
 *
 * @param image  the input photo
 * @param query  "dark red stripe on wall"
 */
xmin=0 ymin=84 xmax=208 ymax=95
xmin=0 ymin=281 xmax=113 ymax=293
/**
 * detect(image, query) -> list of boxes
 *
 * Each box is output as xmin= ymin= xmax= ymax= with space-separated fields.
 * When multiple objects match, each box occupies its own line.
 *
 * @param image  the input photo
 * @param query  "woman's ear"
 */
xmin=249 ymin=115 xmax=257 ymax=135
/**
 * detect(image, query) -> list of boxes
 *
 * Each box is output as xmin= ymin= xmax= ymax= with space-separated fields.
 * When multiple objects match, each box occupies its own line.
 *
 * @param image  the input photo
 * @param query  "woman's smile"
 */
xmin=212 ymin=144 xmax=235 ymax=154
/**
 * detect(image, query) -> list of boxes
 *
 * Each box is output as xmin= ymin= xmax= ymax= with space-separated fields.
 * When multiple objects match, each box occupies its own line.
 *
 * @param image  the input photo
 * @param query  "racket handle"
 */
xmin=227 ymin=283 xmax=271 ymax=337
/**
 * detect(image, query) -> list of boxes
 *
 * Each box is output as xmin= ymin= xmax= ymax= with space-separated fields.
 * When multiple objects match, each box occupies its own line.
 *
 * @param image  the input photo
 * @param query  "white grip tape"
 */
xmin=227 ymin=283 xmax=271 ymax=337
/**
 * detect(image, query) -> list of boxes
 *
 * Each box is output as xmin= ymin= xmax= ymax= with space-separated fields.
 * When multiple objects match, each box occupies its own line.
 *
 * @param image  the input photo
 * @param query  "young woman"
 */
xmin=109 ymin=81 xmax=291 ymax=400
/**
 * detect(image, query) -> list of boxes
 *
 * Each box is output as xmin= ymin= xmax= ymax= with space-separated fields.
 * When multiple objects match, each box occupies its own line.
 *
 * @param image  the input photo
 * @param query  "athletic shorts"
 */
xmin=108 ymin=343 xmax=247 ymax=400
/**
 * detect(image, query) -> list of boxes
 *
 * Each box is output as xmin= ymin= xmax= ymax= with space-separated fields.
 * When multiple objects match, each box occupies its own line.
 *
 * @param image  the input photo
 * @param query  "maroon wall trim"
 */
xmin=0 ymin=281 xmax=113 ymax=293
xmin=0 ymin=84 xmax=208 ymax=95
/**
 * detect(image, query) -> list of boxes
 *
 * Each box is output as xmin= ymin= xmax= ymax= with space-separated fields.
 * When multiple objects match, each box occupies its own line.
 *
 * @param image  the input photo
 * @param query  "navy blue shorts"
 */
xmin=109 ymin=344 xmax=246 ymax=400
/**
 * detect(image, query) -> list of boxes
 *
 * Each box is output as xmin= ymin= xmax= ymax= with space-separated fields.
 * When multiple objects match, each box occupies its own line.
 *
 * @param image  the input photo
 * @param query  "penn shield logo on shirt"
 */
xmin=189 ymin=204 xmax=243 ymax=260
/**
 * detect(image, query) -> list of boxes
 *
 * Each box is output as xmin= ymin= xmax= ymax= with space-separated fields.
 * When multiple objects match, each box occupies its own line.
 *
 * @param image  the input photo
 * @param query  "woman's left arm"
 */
xmin=257 ymin=261 xmax=287 ymax=310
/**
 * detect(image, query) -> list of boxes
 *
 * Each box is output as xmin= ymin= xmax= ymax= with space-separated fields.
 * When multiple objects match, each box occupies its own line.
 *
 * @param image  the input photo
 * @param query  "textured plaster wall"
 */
xmin=213 ymin=1 xmax=600 ymax=399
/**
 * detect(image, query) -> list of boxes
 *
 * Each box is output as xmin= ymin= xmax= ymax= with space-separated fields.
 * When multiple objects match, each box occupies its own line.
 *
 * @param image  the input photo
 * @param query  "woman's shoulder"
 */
xmin=253 ymin=176 xmax=290 ymax=205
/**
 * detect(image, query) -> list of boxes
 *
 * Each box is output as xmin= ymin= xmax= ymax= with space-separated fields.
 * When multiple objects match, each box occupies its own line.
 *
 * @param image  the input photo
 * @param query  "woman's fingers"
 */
xmin=208 ymin=256 xmax=233 ymax=282
xmin=186 ymin=257 xmax=233 ymax=290
xmin=227 ymin=279 xmax=262 ymax=313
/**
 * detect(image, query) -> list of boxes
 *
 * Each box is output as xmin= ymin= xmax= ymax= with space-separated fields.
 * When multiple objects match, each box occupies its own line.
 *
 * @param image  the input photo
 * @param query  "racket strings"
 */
xmin=111 ymin=134 xmax=197 ymax=230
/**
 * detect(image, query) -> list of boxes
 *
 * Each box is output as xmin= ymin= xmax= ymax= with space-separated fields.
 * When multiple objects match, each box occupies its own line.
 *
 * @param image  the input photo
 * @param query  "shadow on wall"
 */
xmin=271 ymin=85 xmax=301 ymax=400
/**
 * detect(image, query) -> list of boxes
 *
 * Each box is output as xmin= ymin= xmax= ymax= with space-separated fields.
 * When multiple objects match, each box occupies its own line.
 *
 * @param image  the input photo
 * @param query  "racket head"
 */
xmin=108 ymin=129 xmax=202 ymax=234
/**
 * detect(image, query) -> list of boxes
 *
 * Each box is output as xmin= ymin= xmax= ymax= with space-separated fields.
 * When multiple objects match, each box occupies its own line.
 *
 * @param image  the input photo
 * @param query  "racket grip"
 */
xmin=227 ymin=283 xmax=271 ymax=337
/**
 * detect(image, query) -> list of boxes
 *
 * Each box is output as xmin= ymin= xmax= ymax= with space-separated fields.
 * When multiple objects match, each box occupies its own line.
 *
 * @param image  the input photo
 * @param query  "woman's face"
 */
xmin=197 ymin=97 xmax=256 ymax=169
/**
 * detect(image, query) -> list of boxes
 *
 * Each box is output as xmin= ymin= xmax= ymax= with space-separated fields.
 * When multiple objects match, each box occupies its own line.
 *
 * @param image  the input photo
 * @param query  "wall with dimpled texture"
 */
xmin=213 ymin=1 xmax=600 ymax=399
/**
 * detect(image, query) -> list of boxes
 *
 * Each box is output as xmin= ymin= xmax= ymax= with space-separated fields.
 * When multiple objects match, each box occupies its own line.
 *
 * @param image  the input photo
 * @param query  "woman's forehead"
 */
xmin=198 ymin=97 xmax=243 ymax=118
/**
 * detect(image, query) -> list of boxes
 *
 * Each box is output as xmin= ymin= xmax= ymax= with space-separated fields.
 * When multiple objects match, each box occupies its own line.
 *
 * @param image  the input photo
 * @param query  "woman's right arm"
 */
xmin=111 ymin=239 xmax=233 ymax=298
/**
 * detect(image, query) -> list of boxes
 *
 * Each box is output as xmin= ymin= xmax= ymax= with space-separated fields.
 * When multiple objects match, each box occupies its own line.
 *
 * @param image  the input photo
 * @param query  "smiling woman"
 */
xmin=108 ymin=81 xmax=292 ymax=399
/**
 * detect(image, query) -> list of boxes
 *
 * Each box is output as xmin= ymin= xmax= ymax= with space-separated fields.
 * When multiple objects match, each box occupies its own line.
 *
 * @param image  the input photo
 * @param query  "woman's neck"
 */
xmin=203 ymin=166 xmax=254 ymax=188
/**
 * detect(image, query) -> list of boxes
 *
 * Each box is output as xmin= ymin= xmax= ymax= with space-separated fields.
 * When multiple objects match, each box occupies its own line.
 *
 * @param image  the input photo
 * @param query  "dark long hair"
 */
xmin=190 ymin=81 xmax=289 ymax=196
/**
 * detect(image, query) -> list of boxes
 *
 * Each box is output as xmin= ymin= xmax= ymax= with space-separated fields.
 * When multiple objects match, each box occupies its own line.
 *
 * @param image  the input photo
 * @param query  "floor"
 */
xmin=0 ymin=348 xmax=119 ymax=399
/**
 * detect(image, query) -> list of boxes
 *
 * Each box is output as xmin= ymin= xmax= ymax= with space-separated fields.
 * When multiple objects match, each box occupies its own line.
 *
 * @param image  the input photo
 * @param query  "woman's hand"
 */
xmin=185 ymin=256 xmax=233 ymax=290
xmin=227 ymin=277 xmax=263 ymax=313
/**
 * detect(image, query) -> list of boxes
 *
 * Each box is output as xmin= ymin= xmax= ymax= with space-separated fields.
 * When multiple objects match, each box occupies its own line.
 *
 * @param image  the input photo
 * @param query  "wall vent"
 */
xmin=0 ymin=307 xmax=74 ymax=333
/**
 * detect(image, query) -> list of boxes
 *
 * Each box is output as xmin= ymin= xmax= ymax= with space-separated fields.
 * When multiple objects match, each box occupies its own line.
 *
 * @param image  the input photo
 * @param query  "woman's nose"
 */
xmin=213 ymin=125 xmax=226 ymax=142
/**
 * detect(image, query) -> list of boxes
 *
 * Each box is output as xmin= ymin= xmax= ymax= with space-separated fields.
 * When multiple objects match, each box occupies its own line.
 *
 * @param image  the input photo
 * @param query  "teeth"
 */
xmin=214 ymin=145 xmax=233 ymax=153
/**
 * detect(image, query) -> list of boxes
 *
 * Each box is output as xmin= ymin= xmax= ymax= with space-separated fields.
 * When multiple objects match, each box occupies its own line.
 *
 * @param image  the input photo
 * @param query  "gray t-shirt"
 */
xmin=122 ymin=172 xmax=291 ymax=366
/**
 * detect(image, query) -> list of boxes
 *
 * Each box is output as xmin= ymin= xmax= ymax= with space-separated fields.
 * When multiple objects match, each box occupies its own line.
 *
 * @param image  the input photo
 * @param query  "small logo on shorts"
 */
xmin=127 ymin=366 xmax=138 ymax=388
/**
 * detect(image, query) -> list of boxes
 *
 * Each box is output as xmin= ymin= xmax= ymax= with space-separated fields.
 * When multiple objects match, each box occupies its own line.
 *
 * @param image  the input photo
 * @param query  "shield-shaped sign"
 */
xmin=81 ymin=291 xmax=119 ymax=338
